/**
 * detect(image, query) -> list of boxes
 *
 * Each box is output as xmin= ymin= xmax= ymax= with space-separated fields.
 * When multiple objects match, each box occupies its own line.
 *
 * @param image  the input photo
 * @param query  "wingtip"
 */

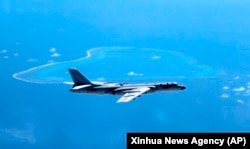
xmin=116 ymin=100 xmax=124 ymax=103
xmin=116 ymin=99 xmax=129 ymax=103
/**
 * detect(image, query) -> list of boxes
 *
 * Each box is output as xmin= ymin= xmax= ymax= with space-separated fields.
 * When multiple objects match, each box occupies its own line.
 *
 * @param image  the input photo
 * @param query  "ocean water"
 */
xmin=12 ymin=47 xmax=219 ymax=84
xmin=1 ymin=1 xmax=250 ymax=149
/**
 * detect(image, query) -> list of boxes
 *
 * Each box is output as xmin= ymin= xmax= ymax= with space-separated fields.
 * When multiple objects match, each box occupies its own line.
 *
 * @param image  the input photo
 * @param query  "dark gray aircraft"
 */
xmin=68 ymin=68 xmax=186 ymax=103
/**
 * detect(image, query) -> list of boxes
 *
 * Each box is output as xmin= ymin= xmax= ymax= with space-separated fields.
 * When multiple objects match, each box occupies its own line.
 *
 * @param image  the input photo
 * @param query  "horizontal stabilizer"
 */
xmin=63 ymin=81 xmax=74 ymax=85
xmin=72 ymin=84 xmax=92 ymax=90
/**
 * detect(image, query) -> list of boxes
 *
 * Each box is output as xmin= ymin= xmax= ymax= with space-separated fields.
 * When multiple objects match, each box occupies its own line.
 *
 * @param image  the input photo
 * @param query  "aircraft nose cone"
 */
xmin=180 ymin=86 xmax=186 ymax=90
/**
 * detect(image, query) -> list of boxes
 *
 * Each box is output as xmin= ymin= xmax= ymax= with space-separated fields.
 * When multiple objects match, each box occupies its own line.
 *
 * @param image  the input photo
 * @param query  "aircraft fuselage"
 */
xmin=68 ymin=68 xmax=186 ymax=103
xmin=70 ymin=82 xmax=185 ymax=95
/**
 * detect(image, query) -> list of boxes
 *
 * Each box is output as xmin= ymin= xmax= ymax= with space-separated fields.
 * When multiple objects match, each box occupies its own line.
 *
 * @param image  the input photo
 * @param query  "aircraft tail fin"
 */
xmin=68 ymin=68 xmax=92 ymax=86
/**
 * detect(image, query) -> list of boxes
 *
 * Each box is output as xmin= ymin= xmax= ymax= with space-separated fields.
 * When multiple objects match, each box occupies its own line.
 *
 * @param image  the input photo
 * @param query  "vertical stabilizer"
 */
xmin=68 ymin=68 xmax=92 ymax=86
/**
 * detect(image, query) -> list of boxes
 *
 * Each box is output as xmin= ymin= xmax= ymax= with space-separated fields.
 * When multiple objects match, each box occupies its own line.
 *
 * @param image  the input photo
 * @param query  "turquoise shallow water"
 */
xmin=12 ymin=47 xmax=218 ymax=84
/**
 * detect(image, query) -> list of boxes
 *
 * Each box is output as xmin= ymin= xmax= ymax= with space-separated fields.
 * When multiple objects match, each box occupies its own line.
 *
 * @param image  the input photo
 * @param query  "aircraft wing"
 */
xmin=116 ymin=87 xmax=151 ymax=103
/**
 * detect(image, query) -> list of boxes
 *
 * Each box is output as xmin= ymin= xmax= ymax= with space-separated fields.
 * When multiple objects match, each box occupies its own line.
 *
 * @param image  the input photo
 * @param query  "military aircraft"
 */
xmin=68 ymin=68 xmax=186 ymax=103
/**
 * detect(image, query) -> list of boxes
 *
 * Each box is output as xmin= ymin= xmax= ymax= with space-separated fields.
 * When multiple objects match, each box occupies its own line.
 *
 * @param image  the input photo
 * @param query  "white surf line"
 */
xmin=12 ymin=46 xmax=134 ymax=84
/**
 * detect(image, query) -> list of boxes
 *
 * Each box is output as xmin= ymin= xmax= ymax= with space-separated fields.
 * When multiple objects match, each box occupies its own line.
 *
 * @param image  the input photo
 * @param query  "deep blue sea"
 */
xmin=1 ymin=1 xmax=250 ymax=149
